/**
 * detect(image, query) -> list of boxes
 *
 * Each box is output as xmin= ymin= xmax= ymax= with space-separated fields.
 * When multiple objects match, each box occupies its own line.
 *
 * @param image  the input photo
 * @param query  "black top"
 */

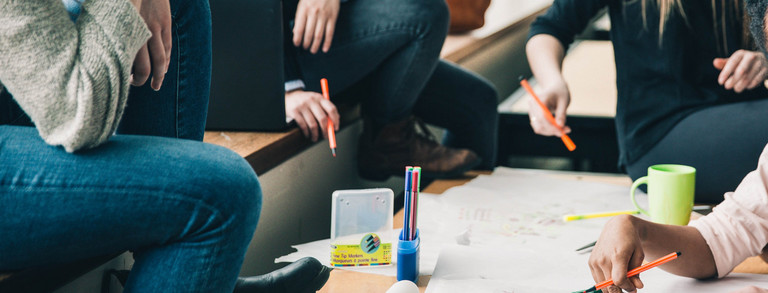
xmin=282 ymin=0 xmax=303 ymax=83
xmin=281 ymin=0 xmax=350 ymax=84
xmin=529 ymin=0 xmax=768 ymax=167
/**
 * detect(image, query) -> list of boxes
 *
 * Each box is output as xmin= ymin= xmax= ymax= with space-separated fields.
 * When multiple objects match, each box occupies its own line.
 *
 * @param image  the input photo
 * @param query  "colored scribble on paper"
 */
xmin=451 ymin=205 xmax=571 ymax=242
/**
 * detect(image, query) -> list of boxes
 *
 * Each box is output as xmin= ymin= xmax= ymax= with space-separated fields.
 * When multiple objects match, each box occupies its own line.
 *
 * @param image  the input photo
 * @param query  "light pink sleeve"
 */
xmin=690 ymin=144 xmax=768 ymax=278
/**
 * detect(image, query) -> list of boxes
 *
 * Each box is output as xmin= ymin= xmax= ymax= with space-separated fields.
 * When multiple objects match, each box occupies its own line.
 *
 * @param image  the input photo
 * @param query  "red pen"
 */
xmin=320 ymin=78 xmax=337 ymax=157
xmin=411 ymin=167 xmax=421 ymax=241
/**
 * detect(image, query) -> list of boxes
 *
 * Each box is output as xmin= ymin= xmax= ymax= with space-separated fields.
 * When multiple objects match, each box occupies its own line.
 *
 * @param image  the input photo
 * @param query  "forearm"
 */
xmin=631 ymin=216 xmax=717 ymax=279
xmin=0 ymin=0 xmax=150 ymax=152
xmin=526 ymin=34 xmax=566 ymax=86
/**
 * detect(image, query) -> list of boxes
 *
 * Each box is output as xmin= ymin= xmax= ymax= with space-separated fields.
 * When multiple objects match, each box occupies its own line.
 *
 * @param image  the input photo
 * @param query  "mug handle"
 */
xmin=630 ymin=176 xmax=650 ymax=216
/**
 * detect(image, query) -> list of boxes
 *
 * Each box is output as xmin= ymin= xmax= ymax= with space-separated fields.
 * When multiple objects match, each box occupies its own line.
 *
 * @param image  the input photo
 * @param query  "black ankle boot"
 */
xmin=233 ymin=257 xmax=332 ymax=293
xmin=358 ymin=116 xmax=481 ymax=181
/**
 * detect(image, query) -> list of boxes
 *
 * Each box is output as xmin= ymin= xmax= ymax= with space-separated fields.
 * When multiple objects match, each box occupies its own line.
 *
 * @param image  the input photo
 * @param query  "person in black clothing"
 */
xmin=527 ymin=0 xmax=768 ymax=204
xmin=748 ymin=0 xmax=768 ymax=55
xmin=279 ymin=0 xmax=499 ymax=180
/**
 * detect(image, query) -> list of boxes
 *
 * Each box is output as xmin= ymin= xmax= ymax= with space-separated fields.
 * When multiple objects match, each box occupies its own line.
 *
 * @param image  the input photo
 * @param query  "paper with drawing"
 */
xmin=278 ymin=167 xmax=768 ymax=292
xmin=426 ymin=245 xmax=768 ymax=293
xmin=277 ymin=168 xmax=637 ymax=276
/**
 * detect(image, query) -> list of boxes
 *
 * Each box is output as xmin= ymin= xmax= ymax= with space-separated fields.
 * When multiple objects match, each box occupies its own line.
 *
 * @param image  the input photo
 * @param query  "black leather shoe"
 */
xmin=233 ymin=257 xmax=332 ymax=293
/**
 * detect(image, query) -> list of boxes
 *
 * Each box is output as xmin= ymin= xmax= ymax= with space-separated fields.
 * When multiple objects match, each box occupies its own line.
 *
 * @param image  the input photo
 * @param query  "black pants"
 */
xmin=627 ymin=98 xmax=768 ymax=204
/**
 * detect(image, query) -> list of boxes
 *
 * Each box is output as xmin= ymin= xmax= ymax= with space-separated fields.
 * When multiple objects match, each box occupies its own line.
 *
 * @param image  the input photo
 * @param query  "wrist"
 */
xmin=538 ymin=75 xmax=567 ymax=90
xmin=627 ymin=215 xmax=649 ymax=243
xmin=130 ymin=0 xmax=142 ymax=11
xmin=285 ymin=79 xmax=306 ymax=92
xmin=285 ymin=89 xmax=305 ymax=98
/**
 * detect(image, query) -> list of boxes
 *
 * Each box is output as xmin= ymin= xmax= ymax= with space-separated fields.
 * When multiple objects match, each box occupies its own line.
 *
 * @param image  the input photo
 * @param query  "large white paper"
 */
xmin=427 ymin=245 xmax=768 ymax=293
xmin=424 ymin=168 xmax=768 ymax=292
xmin=416 ymin=168 xmax=640 ymax=253
xmin=277 ymin=168 xmax=641 ymax=277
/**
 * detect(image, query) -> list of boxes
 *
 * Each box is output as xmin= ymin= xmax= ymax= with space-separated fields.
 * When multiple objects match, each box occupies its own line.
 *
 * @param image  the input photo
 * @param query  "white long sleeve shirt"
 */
xmin=690 ymin=144 xmax=768 ymax=278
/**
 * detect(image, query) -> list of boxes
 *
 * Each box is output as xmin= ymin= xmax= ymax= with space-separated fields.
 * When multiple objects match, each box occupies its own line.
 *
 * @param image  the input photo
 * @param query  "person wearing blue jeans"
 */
xmin=282 ymin=0 xmax=499 ymax=180
xmin=0 ymin=0 xmax=329 ymax=292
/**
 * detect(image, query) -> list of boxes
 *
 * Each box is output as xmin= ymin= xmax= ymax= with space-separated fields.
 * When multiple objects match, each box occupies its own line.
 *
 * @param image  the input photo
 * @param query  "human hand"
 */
xmin=713 ymin=50 xmax=768 ymax=93
xmin=285 ymin=89 xmax=340 ymax=142
xmin=527 ymin=80 xmax=571 ymax=137
xmin=131 ymin=0 xmax=172 ymax=91
xmin=588 ymin=215 xmax=646 ymax=293
xmin=730 ymin=286 xmax=768 ymax=293
xmin=129 ymin=0 xmax=142 ymax=10
xmin=293 ymin=0 xmax=340 ymax=54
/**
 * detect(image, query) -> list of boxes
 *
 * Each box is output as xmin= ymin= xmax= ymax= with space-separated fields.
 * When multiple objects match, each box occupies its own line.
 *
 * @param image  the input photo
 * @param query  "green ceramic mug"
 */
xmin=630 ymin=164 xmax=696 ymax=225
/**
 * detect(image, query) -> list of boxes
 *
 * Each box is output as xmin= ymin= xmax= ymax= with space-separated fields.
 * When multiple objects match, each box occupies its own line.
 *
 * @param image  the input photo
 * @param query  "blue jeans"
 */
xmin=6 ymin=0 xmax=212 ymax=140
xmin=0 ymin=0 xmax=261 ymax=292
xmin=0 ymin=126 xmax=261 ymax=292
xmin=293 ymin=0 xmax=499 ymax=169
xmin=118 ymin=0 xmax=212 ymax=141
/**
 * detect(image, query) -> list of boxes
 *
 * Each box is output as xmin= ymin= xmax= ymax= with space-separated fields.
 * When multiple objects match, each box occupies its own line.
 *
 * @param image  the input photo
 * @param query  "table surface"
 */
xmin=317 ymin=170 xmax=768 ymax=293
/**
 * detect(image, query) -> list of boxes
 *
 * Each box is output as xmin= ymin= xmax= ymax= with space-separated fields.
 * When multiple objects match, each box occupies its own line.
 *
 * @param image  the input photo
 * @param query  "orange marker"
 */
xmin=519 ymin=77 xmax=576 ymax=151
xmin=584 ymin=252 xmax=681 ymax=292
xmin=320 ymin=78 xmax=337 ymax=157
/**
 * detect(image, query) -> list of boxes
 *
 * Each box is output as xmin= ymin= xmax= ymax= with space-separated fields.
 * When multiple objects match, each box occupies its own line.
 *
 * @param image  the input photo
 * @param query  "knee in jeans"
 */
xmin=419 ymin=0 xmax=449 ymax=29
xmin=475 ymin=79 xmax=498 ymax=107
xmin=466 ymin=76 xmax=498 ymax=114
xmin=185 ymin=145 xmax=262 ymax=227
xmin=393 ymin=0 xmax=449 ymax=36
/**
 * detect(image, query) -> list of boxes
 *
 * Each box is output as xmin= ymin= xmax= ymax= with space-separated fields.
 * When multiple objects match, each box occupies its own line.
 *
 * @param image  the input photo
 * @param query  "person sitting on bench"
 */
xmin=0 ymin=0 xmax=329 ymax=292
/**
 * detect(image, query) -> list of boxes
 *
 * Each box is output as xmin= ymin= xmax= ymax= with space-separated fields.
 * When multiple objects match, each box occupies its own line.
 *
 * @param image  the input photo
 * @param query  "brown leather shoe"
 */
xmin=358 ymin=116 xmax=481 ymax=180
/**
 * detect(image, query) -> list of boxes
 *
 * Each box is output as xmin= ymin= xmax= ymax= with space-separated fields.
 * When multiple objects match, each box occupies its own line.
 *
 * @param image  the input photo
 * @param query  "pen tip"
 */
xmin=676 ymin=251 xmax=682 ymax=256
xmin=331 ymin=149 xmax=336 ymax=157
xmin=518 ymin=75 xmax=525 ymax=82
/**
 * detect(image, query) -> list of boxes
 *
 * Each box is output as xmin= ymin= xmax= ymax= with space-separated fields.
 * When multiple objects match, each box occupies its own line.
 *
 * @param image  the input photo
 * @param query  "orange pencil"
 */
xmin=584 ymin=252 xmax=681 ymax=292
xmin=320 ymin=78 xmax=337 ymax=157
xmin=519 ymin=77 xmax=576 ymax=151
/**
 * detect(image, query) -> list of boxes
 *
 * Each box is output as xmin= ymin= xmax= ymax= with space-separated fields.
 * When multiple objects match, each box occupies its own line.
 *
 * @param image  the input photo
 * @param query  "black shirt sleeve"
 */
xmin=528 ymin=0 xmax=609 ymax=48
xmin=283 ymin=0 xmax=302 ymax=83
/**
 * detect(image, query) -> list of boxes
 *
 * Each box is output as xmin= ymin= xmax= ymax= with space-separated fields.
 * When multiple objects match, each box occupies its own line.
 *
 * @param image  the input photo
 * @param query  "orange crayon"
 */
xmin=585 ymin=252 xmax=681 ymax=292
xmin=519 ymin=77 xmax=576 ymax=151
xmin=320 ymin=78 xmax=337 ymax=157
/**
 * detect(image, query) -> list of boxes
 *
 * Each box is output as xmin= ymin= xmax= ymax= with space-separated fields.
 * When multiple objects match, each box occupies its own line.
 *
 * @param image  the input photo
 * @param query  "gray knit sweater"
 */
xmin=0 ymin=0 xmax=151 ymax=152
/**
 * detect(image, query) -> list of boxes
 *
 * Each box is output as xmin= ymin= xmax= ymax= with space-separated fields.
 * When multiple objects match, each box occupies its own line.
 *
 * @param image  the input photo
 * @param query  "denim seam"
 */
xmin=387 ymin=35 xmax=438 ymax=122
xmin=300 ymin=29 xmax=414 ymax=63
xmin=173 ymin=19 xmax=181 ymax=139
xmin=0 ymin=186 xmax=223 ymax=218
xmin=328 ymin=25 xmax=424 ymax=52
xmin=0 ymin=182 xmax=210 ymax=204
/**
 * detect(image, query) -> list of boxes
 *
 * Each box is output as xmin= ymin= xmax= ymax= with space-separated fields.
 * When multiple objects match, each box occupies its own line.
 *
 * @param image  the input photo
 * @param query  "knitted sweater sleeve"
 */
xmin=0 ymin=0 xmax=151 ymax=152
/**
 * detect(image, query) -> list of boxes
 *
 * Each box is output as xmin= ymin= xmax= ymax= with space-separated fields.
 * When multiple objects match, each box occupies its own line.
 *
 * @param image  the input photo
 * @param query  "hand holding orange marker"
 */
xmin=519 ymin=77 xmax=576 ymax=151
xmin=320 ymin=78 xmax=337 ymax=157
xmin=583 ymin=251 xmax=681 ymax=292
